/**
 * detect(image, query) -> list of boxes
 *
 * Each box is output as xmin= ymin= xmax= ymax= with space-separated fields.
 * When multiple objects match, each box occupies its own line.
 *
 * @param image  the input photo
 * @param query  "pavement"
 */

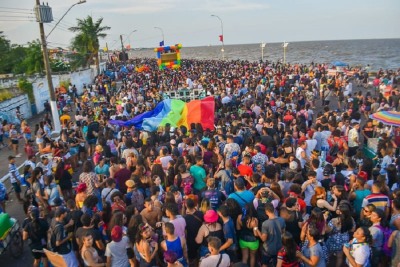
xmin=0 ymin=82 xmax=374 ymax=266
xmin=0 ymin=111 xmax=46 ymax=264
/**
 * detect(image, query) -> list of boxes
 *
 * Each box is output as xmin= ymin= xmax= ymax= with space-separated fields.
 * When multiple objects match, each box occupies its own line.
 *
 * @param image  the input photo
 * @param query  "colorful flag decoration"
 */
xmin=159 ymin=40 xmax=165 ymax=46
xmin=109 ymin=96 xmax=215 ymax=132
xmin=370 ymin=111 xmax=400 ymax=127
xmin=219 ymin=35 xmax=223 ymax=42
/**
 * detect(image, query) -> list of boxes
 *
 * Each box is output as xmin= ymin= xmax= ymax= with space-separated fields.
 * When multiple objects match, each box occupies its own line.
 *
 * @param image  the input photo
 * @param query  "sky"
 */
xmin=1 ymin=0 xmax=399 ymax=50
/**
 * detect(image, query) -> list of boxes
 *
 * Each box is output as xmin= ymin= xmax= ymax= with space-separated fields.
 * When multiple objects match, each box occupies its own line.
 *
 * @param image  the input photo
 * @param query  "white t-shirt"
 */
xmin=349 ymin=240 xmax=370 ymax=266
xmin=105 ymin=236 xmax=130 ymax=267
xmin=200 ymin=253 xmax=230 ymax=267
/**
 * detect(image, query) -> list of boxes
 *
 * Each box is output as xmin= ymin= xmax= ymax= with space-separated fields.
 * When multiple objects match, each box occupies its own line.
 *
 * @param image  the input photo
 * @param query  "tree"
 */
xmin=69 ymin=16 xmax=110 ymax=74
xmin=20 ymin=40 xmax=44 ymax=75
xmin=0 ymin=31 xmax=12 ymax=73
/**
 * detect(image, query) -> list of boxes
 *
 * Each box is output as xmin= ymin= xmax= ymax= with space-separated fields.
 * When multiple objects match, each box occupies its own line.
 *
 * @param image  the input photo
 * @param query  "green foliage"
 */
xmin=69 ymin=16 xmax=110 ymax=72
xmin=21 ymin=40 xmax=44 ymax=75
xmin=59 ymin=79 xmax=70 ymax=89
xmin=0 ymin=90 xmax=13 ymax=101
xmin=17 ymin=78 xmax=34 ymax=102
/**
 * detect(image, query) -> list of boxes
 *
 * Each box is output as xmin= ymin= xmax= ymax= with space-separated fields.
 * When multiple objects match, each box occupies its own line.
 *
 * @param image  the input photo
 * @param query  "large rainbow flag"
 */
xmin=109 ymin=96 xmax=215 ymax=132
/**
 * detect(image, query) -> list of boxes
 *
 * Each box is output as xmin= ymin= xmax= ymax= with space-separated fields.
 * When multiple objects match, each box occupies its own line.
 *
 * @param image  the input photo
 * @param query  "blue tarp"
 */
xmin=331 ymin=61 xmax=348 ymax=67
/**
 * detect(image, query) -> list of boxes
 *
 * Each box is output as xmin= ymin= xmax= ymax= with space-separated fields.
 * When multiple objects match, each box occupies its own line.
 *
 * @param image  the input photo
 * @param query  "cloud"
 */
xmin=88 ymin=0 xmax=269 ymax=14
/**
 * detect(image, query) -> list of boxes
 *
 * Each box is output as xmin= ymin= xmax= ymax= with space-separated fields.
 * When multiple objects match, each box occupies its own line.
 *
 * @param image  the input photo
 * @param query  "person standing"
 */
xmin=8 ymin=155 xmax=23 ymax=202
xmin=199 ymin=237 xmax=230 ymax=267
xmin=190 ymin=156 xmax=207 ymax=195
xmin=254 ymin=203 xmax=286 ymax=267
xmin=161 ymin=222 xmax=188 ymax=267
xmin=105 ymin=225 xmax=132 ymax=267
xmin=347 ymin=122 xmax=360 ymax=158
xmin=49 ymin=206 xmax=79 ymax=267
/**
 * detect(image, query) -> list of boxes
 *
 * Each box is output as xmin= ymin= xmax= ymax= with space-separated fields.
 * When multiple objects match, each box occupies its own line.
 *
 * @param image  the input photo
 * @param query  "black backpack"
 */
xmin=47 ymin=223 xmax=63 ymax=252
xmin=256 ymin=199 xmax=270 ymax=228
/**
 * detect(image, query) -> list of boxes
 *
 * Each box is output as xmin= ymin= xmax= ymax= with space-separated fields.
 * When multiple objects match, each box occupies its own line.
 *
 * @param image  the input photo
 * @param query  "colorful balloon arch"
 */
xmin=154 ymin=44 xmax=182 ymax=70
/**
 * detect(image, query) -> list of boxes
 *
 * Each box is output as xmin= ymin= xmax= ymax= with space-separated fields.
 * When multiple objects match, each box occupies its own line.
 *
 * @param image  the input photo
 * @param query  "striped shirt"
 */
xmin=361 ymin=193 xmax=390 ymax=211
xmin=8 ymin=163 xmax=21 ymax=184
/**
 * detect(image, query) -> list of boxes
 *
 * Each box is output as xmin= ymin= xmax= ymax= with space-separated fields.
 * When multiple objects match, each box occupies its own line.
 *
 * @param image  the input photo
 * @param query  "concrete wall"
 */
xmin=0 ymin=68 xmax=97 ymax=114
xmin=31 ymin=68 xmax=95 ymax=113
xmin=0 ymin=94 xmax=31 ymax=123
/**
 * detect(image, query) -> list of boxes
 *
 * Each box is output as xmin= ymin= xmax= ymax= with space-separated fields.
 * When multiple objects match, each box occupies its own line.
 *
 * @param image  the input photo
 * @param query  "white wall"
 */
xmin=1 ymin=68 xmax=96 ymax=114
xmin=32 ymin=68 xmax=95 ymax=113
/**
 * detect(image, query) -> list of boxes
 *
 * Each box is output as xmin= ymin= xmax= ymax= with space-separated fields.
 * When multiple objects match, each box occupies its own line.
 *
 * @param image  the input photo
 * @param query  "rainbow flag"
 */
xmin=109 ymin=96 xmax=215 ymax=132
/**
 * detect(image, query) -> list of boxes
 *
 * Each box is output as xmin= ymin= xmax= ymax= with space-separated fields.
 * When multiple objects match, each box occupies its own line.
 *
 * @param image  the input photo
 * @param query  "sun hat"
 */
xmin=289 ymin=161 xmax=298 ymax=170
xmin=125 ymin=179 xmax=135 ymax=188
xmin=111 ymin=225 xmax=123 ymax=242
xmin=204 ymin=210 xmax=219 ymax=223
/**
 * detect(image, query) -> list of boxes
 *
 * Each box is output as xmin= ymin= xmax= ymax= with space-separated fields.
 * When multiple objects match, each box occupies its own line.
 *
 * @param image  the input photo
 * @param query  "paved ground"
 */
xmin=0 ymin=82 xmax=374 ymax=265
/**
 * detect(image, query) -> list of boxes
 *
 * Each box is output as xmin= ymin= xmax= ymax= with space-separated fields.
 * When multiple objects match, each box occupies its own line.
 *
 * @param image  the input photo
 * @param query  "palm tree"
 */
xmin=69 ymin=16 xmax=110 ymax=74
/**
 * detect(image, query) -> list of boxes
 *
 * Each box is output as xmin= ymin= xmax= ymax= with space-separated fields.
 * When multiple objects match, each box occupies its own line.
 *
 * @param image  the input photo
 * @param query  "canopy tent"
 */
xmin=369 ymin=110 xmax=400 ymax=127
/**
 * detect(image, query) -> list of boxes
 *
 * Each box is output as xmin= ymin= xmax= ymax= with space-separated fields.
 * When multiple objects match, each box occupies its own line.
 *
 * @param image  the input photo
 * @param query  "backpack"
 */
xmin=223 ymin=170 xmax=234 ymax=196
xmin=329 ymin=142 xmax=339 ymax=157
xmin=47 ymin=223 xmax=63 ymax=252
xmin=131 ymin=189 xmax=144 ymax=212
xmin=374 ymin=224 xmax=393 ymax=257
xmin=256 ymin=199 xmax=270 ymax=228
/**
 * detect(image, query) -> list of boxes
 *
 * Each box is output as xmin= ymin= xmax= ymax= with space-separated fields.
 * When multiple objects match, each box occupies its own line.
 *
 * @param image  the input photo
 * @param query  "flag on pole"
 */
xmin=159 ymin=40 xmax=164 ymax=46
xmin=219 ymin=35 xmax=223 ymax=42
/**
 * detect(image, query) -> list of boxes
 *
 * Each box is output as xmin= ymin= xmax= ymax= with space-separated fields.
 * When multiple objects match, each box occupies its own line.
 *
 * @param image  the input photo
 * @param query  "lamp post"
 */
xmin=35 ymin=0 xmax=86 ymax=135
xmin=211 ymin=14 xmax=224 ymax=60
xmin=260 ymin=42 xmax=266 ymax=62
xmin=154 ymin=27 xmax=164 ymax=46
xmin=125 ymin=29 xmax=137 ymax=47
xmin=283 ymin=41 xmax=289 ymax=64
xmin=46 ymin=0 xmax=86 ymax=39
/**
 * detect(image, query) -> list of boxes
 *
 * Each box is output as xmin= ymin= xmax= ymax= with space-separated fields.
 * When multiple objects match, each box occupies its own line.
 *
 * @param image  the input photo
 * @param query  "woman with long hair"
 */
xmin=297 ymin=224 xmax=326 ymax=267
xmin=236 ymin=203 xmax=259 ymax=267
xmin=174 ymin=164 xmax=193 ymax=190
xmin=277 ymin=231 xmax=300 ymax=267
xmin=22 ymin=206 xmax=49 ymax=267
xmin=310 ymin=186 xmax=338 ymax=215
xmin=326 ymin=204 xmax=356 ymax=267
xmin=343 ymin=227 xmax=372 ymax=267
xmin=80 ymin=234 xmax=105 ymax=267
xmin=135 ymin=223 xmax=159 ymax=267
xmin=55 ymin=160 xmax=73 ymax=200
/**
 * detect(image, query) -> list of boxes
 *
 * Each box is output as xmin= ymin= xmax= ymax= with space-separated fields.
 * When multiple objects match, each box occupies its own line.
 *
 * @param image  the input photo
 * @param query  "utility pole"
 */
xmin=120 ymin=34 xmax=126 ymax=64
xmin=35 ymin=0 xmax=61 ymax=134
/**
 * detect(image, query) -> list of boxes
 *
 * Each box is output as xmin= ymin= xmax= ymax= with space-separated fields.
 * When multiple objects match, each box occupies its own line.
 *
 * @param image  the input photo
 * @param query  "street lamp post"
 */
xmin=35 ymin=0 xmax=86 ymax=135
xmin=283 ymin=41 xmax=289 ymax=64
xmin=46 ymin=0 xmax=86 ymax=39
xmin=154 ymin=27 xmax=164 ymax=46
xmin=211 ymin=14 xmax=225 ymax=60
xmin=260 ymin=42 xmax=266 ymax=62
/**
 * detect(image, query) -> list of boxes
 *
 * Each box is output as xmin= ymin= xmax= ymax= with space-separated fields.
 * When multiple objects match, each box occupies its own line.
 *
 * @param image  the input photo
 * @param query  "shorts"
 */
xmin=88 ymin=138 xmax=97 ymax=145
xmin=70 ymin=146 xmax=79 ymax=155
xmin=239 ymin=238 xmax=259 ymax=251
xmin=31 ymin=245 xmax=47 ymax=259
xmin=0 ymin=134 xmax=3 ymax=142
xmin=261 ymin=250 xmax=277 ymax=266
xmin=24 ymin=133 xmax=32 ymax=140
xmin=12 ymin=182 xmax=21 ymax=193
xmin=11 ymin=139 xmax=18 ymax=145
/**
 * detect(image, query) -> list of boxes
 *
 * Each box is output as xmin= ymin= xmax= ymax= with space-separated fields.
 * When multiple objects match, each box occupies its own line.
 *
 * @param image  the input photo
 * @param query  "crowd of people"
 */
xmin=0 ymin=58 xmax=400 ymax=267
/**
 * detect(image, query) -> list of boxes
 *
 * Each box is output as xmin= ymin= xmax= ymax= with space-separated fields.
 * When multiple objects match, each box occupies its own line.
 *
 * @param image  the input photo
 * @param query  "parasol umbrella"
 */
xmin=331 ymin=61 xmax=348 ymax=67
xmin=369 ymin=111 xmax=400 ymax=127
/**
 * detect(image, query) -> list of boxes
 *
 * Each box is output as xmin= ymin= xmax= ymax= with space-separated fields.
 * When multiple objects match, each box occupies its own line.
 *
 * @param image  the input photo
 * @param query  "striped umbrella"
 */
xmin=369 ymin=111 xmax=400 ymax=127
